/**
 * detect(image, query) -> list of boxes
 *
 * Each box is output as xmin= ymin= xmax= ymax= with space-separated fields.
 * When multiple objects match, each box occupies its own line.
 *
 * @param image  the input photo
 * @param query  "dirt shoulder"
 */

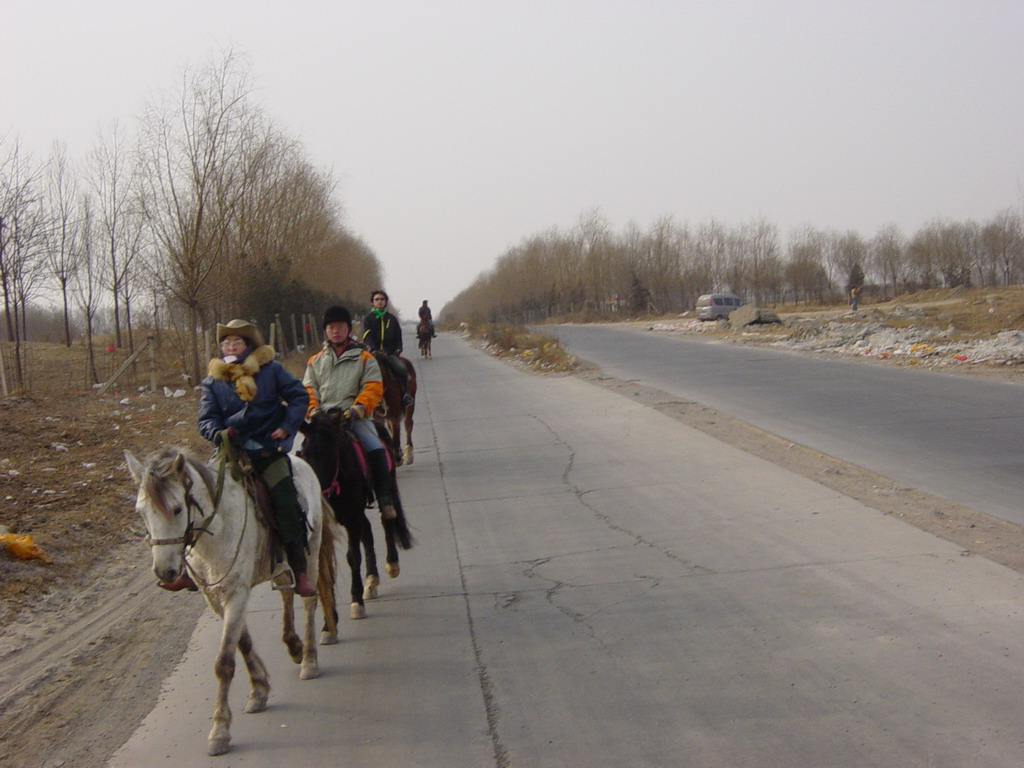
xmin=0 ymin=384 xmax=209 ymax=768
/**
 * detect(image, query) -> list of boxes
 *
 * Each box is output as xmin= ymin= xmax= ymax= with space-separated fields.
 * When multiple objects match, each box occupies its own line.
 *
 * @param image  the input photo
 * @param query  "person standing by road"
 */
xmin=850 ymin=285 xmax=861 ymax=311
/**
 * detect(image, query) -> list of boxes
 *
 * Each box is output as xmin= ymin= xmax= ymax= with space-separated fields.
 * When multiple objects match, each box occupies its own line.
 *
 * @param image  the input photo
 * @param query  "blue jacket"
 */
xmin=197 ymin=345 xmax=308 ymax=454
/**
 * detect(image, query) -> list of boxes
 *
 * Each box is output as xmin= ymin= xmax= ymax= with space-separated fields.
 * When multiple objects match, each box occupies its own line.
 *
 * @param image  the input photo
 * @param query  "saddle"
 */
xmin=242 ymin=472 xmax=279 ymax=535
xmin=217 ymin=434 xmax=299 ymax=569
xmin=324 ymin=427 xmax=374 ymax=508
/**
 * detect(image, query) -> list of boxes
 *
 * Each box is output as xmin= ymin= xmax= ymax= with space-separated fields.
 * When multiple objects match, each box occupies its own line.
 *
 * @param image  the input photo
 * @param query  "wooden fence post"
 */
xmin=0 ymin=343 xmax=8 ymax=397
xmin=274 ymin=313 xmax=285 ymax=355
xmin=147 ymin=335 xmax=157 ymax=392
xmin=98 ymin=337 xmax=153 ymax=395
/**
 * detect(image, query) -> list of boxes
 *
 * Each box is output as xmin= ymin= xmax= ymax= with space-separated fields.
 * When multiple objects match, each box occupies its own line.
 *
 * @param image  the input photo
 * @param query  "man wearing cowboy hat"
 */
xmin=180 ymin=318 xmax=316 ymax=596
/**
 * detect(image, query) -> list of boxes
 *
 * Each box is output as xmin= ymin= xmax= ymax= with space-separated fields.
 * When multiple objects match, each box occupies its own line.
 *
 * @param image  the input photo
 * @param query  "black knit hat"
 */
xmin=322 ymin=305 xmax=352 ymax=328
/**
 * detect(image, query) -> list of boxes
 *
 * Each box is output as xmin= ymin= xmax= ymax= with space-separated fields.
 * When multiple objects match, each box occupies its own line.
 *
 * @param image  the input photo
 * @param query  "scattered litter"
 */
xmin=0 ymin=533 xmax=51 ymax=562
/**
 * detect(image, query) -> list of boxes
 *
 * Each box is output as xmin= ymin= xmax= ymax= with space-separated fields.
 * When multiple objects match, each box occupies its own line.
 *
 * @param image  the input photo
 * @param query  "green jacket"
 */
xmin=303 ymin=342 xmax=383 ymax=417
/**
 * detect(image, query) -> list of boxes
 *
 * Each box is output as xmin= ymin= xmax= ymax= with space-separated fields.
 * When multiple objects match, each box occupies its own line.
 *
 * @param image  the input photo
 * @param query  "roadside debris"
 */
xmin=647 ymin=310 xmax=1024 ymax=368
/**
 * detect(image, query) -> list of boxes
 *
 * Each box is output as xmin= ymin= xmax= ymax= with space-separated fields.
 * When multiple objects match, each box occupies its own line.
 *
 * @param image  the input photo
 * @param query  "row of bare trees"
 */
xmin=0 ymin=53 xmax=383 ymax=390
xmin=444 ymin=208 xmax=1024 ymax=323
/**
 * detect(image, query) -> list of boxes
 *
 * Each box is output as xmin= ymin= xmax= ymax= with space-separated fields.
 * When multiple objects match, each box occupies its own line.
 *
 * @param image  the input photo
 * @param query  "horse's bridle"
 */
xmin=145 ymin=452 xmax=231 ymax=551
xmin=144 ymin=468 xmax=218 ymax=549
xmin=144 ymin=452 xmax=251 ymax=590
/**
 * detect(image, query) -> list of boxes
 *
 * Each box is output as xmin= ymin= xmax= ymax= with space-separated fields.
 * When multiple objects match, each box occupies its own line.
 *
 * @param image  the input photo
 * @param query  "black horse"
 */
xmin=298 ymin=410 xmax=413 ymax=620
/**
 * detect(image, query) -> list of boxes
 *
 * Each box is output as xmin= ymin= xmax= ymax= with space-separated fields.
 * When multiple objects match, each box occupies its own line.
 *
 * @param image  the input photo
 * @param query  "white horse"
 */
xmin=124 ymin=447 xmax=338 ymax=756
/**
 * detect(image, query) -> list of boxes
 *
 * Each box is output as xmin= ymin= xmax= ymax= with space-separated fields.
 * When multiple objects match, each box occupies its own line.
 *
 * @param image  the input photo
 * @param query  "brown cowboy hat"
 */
xmin=216 ymin=319 xmax=264 ymax=348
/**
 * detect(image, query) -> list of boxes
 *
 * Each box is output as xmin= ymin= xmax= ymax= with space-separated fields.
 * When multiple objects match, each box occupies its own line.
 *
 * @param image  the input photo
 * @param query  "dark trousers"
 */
xmin=249 ymin=452 xmax=308 ymax=570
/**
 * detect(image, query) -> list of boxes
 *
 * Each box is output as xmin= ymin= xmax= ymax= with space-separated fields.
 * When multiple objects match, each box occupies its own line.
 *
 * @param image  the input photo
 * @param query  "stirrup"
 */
xmin=272 ymin=567 xmax=297 ymax=591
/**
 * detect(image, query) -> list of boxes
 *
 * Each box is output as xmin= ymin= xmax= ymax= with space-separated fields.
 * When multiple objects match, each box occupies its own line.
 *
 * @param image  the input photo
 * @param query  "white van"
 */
xmin=696 ymin=293 xmax=743 ymax=320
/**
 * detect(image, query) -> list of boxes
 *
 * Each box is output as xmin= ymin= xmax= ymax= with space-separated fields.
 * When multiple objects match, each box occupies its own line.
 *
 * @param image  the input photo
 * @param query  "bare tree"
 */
xmin=72 ymin=194 xmax=102 ymax=384
xmin=786 ymin=227 xmax=830 ymax=304
xmin=742 ymin=218 xmax=782 ymax=305
xmin=870 ymin=223 xmax=907 ymax=297
xmin=137 ymin=52 xmax=259 ymax=382
xmin=690 ymin=219 xmax=729 ymax=294
xmin=0 ymin=138 xmax=47 ymax=388
xmin=44 ymin=141 xmax=81 ymax=346
xmin=979 ymin=210 xmax=1023 ymax=286
xmin=88 ymin=119 xmax=140 ymax=348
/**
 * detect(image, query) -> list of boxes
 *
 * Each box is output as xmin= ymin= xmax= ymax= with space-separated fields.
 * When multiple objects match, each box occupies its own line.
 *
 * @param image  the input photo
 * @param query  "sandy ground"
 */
xmin=4 ymin=299 xmax=1024 ymax=767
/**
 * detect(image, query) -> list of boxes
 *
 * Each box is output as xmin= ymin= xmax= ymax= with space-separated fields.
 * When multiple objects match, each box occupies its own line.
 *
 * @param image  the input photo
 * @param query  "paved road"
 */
xmin=546 ymin=324 xmax=1024 ymax=526
xmin=110 ymin=333 xmax=1024 ymax=767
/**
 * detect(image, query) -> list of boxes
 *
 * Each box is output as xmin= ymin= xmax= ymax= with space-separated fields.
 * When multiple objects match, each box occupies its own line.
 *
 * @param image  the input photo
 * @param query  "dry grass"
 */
xmin=0 ymin=337 xmax=308 ymax=624
xmin=774 ymin=286 xmax=1024 ymax=336
xmin=464 ymin=322 xmax=579 ymax=373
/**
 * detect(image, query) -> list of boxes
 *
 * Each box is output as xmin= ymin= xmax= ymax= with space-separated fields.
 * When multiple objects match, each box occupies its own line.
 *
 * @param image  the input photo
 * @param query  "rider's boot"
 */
xmin=367 ymin=449 xmax=398 ymax=520
xmin=158 ymin=572 xmax=198 ymax=591
xmin=392 ymin=357 xmax=414 ymax=406
xmin=284 ymin=541 xmax=316 ymax=597
xmin=257 ymin=454 xmax=315 ymax=597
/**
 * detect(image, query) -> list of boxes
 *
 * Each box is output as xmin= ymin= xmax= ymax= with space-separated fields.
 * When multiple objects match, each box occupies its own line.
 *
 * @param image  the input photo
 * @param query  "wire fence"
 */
xmin=1 ymin=311 xmax=323 ymax=397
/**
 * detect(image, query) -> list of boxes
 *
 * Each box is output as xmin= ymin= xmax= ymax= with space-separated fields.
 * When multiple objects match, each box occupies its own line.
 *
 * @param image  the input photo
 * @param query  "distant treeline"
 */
xmin=443 ymin=209 xmax=1024 ymax=322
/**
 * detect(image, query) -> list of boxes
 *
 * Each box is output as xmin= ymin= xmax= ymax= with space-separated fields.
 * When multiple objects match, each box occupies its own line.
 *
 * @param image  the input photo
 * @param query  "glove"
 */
xmin=344 ymin=403 xmax=366 ymax=420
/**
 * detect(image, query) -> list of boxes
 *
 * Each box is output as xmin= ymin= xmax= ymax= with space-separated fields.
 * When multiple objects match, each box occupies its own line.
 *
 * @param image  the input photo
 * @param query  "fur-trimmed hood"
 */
xmin=207 ymin=345 xmax=276 ymax=402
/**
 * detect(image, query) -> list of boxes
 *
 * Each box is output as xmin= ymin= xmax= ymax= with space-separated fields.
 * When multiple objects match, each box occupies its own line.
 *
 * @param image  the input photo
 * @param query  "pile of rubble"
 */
xmin=647 ymin=310 xmax=1024 ymax=369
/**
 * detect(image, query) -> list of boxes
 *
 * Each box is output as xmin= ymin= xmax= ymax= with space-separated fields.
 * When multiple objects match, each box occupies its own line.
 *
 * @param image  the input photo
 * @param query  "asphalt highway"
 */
xmin=547 ymin=324 xmax=1024 ymax=526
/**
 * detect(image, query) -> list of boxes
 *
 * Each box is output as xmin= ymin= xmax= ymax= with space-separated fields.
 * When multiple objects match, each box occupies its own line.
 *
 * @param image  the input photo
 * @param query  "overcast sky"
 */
xmin=6 ymin=1 xmax=1024 ymax=316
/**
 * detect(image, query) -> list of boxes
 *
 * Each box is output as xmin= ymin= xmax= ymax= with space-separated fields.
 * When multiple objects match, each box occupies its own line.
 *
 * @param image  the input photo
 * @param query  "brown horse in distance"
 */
xmin=373 ymin=352 xmax=416 ymax=466
xmin=416 ymin=320 xmax=433 ymax=358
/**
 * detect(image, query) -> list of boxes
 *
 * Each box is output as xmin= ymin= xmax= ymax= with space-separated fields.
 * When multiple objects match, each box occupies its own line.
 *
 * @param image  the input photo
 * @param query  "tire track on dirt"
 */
xmin=0 ymin=543 xmax=204 ymax=768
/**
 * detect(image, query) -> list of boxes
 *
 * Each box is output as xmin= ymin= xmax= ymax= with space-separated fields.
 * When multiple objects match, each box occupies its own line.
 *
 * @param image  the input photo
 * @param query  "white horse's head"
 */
xmin=125 ymin=448 xmax=197 ymax=584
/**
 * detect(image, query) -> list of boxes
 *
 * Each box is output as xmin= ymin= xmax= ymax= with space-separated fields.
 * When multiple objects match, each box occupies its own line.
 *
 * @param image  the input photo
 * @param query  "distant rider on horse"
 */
xmin=361 ymin=290 xmax=413 ymax=406
xmin=418 ymin=300 xmax=436 ymax=337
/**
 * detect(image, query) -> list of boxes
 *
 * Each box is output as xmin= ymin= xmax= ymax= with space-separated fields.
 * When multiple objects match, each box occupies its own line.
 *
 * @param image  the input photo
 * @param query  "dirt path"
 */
xmin=0 ymin=544 xmax=204 ymax=768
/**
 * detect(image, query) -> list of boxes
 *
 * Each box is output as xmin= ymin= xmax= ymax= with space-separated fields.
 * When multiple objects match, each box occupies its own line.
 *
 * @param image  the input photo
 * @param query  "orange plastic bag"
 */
xmin=0 ymin=533 xmax=51 ymax=562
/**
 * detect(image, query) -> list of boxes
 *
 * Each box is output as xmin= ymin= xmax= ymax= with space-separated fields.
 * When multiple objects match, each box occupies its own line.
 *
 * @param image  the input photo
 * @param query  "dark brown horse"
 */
xmin=416 ymin=320 xmax=433 ymax=358
xmin=373 ymin=352 xmax=416 ymax=466
xmin=298 ymin=411 xmax=413 ymax=617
